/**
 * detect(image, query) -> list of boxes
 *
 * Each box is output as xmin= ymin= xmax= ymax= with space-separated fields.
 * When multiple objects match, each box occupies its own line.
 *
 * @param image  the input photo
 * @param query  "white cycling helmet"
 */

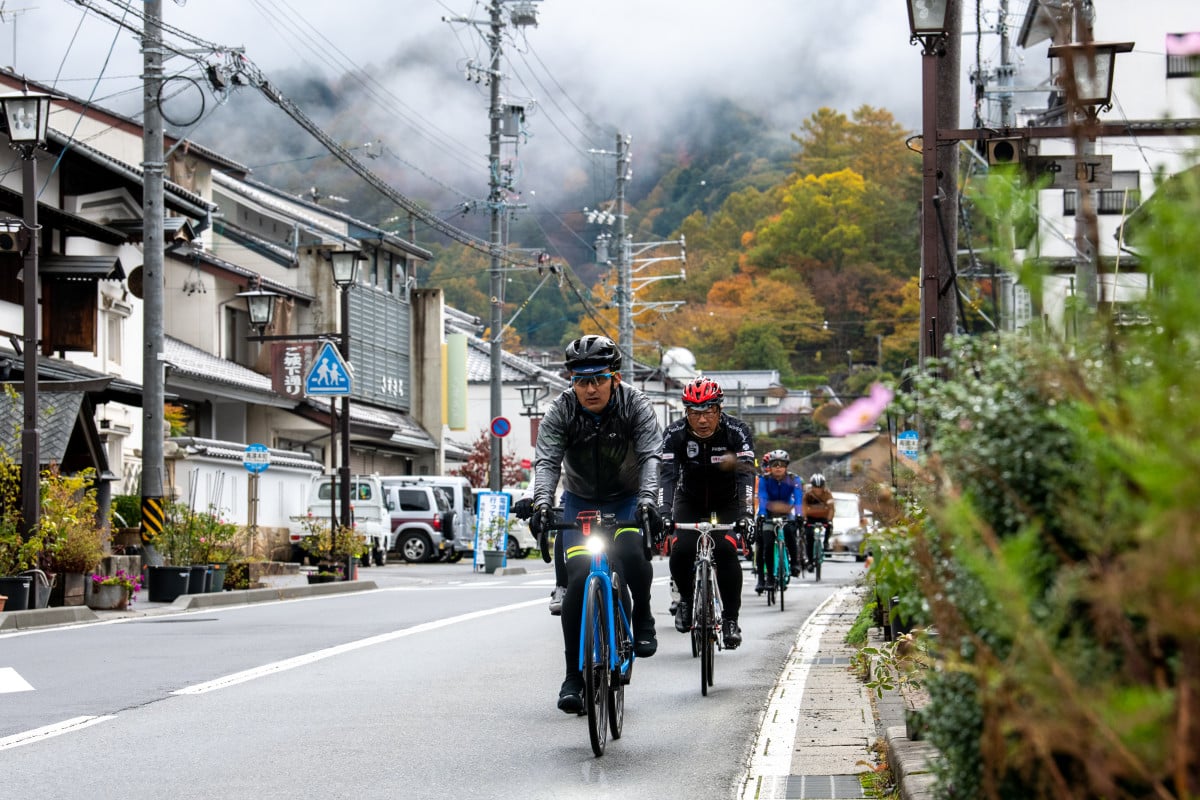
xmin=809 ymin=473 xmax=826 ymax=487
xmin=765 ymin=449 xmax=789 ymax=466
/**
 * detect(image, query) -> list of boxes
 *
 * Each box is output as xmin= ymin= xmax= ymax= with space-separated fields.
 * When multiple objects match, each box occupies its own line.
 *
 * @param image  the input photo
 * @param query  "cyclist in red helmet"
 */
xmin=660 ymin=376 xmax=756 ymax=648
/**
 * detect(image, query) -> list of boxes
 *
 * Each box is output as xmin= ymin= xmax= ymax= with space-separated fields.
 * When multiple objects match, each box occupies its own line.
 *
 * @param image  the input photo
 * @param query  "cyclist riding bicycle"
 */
xmin=755 ymin=449 xmax=803 ymax=592
xmin=528 ymin=335 xmax=664 ymax=714
xmin=661 ymin=376 xmax=756 ymax=649
xmin=800 ymin=472 xmax=835 ymax=569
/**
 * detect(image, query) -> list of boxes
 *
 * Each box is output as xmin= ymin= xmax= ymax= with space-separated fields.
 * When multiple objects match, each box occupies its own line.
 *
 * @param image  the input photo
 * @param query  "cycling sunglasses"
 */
xmin=570 ymin=372 xmax=614 ymax=387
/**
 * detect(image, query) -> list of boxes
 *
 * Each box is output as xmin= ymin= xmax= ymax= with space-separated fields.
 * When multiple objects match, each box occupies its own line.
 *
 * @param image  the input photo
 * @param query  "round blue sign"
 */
xmin=490 ymin=416 xmax=512 ymax=438
xmin=244 ymin=443 xmax=271 ymax=474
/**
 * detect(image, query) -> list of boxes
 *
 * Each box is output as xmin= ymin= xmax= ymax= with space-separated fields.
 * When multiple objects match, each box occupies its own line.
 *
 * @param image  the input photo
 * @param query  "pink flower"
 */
xmin=828 ymin=382 xmax=894 ymax=436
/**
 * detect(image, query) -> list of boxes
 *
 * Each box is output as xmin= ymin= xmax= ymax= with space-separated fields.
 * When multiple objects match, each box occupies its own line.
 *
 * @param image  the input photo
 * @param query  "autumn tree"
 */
xmin=452 ymin=429 xmax=527 ymax=489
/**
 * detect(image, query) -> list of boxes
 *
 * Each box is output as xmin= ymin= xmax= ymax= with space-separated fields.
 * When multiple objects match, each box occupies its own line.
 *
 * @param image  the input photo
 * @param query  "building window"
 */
xmin=1166 ymin=34 xmax=1200 ymax=78
xmin=1063 ymin=171 xmax=1140 ymax=216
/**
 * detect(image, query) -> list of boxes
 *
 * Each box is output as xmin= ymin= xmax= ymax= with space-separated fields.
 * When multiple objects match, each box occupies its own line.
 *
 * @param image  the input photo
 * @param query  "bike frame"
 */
xmin=577 ymin=519 xmax=635 ymax=684
xmin=675 ymin=520 xmax=734 ymax=695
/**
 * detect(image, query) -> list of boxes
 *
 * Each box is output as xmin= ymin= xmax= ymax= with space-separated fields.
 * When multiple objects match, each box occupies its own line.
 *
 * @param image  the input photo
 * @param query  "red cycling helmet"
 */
xmin=682 ymin=376 xmax=724 ymax=407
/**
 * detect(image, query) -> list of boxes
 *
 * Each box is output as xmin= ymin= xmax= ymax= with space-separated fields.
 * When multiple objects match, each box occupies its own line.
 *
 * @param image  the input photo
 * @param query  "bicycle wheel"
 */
xmin=697 ymin=566 xmax=714 ymax=695
xmin=813 ymin=531 xmax=823 ymax=583
xmin=583 ymin=575 xmax=610 ymax=756
xmin=690 ymin=563 xmax=702 ymax=658
xmin=777 ymin=538 xmax=788 ymax=612
xmin=608 ymin=575 xmax=627 ymax=741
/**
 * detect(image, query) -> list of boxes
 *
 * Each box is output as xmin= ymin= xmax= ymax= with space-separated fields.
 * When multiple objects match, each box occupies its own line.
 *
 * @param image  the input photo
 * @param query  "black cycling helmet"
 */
xmin=564 ymin=335 xmax=622 ymax=374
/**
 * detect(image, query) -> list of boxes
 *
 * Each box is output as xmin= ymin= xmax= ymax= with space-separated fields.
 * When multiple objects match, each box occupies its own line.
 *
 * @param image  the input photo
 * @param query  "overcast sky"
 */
xmin=10 ymin=1 xmax=1009 ymax=216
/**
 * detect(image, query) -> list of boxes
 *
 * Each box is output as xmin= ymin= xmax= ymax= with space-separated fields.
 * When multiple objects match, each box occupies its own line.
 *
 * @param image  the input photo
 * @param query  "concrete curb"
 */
xmin=885 ymin=726 xmax=939 ymax=800
xmin=0 ymin=579 xmax=380 ymax=630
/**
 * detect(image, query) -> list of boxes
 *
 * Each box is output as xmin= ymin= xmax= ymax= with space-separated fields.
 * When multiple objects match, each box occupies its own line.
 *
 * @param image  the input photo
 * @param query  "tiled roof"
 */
xmin=0 ymin=390 xmax=83 ymax=465
xmin=163 ymin=337 xmax=272 ymax=393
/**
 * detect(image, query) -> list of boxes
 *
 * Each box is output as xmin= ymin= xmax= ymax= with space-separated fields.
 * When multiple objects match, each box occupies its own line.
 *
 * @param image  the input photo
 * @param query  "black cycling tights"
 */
xmin=668 ymin=527 xmax=742 ymax=619
xmin=755 ymin=519 xmax=799 ymax=577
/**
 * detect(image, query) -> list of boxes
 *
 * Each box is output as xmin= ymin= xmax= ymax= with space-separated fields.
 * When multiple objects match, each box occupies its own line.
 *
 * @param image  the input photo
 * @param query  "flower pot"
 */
xmin=307 ymin=573 xmax=338 ymax=584
xmin=0 ymin=575 xmax=33 ymax=611
xmin=187 ymin=565 xmax=211 ymax=594
xmin=483 ymin=550 xmax=505 ymax=574
xmin=146 ymin=566 xmax=192 ymax=603
xmin=21 ymin=569 xmax=51 ymax=609
xmin=0 ymin=594 xmax=6 ymax=612
xmin=208 ymin=564 xmax=227 ymax=592
xmin=86 ymin=583 xmax=130 ymax=610
xmin=49 ymin=572 xmax=88 ymax=607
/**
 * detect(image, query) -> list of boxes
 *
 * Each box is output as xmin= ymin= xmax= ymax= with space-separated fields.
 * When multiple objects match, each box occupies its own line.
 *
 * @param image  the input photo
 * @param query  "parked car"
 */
xmin=827 ymin=491 xmax=869 ymax=561
xmin=378 ymin=475 xmax=476 ymax=557
xmin=288 ymin=474 xmax=394 ymax=567
xmin=381 ymin=481 xmax=457 ymax=563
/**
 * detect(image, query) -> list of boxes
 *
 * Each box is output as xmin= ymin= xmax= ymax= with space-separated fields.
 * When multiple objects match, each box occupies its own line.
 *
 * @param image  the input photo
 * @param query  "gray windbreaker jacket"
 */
xmin=532 ymin=382 xmax=662 ymax=509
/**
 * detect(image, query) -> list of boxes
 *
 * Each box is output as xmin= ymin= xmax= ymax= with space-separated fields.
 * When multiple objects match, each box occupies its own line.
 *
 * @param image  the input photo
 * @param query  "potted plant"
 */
xmin=87 ymin=569 xmax=141 ymax=610
xmin=41 ymin=465 xmax=109 ymax=607
xmin=0 ymin=451 xmax=46 ymax=611
xmin=298 ymin=518 xmax=365 ymax=579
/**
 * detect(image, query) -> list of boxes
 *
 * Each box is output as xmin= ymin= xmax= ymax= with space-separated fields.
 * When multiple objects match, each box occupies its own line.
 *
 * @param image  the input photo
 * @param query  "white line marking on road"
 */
xmin=0 ymin=666 xmax=34 ymax=693
xmin=171 ymin=597 xmax=547 ymax=695
xmin=0 ymin=715 xmax=115 ymax=751
xmin=737 ymin=585 xmax=855 ymax=800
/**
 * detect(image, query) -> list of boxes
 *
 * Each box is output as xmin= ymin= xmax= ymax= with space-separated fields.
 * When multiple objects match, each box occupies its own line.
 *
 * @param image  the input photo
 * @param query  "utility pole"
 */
xmin=1070 ymin=2 xmax=1101 ymax=313
xmin=487 ymin=0 xmax=504 ymax=491
xmin=614 ymin=134 xmax=632 ymax=370
xmin=140 ymin=0 xmax=166 ymax=563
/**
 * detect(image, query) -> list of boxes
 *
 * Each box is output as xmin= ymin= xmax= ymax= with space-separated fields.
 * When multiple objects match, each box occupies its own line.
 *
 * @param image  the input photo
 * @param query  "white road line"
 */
xmin=0 ymin=667 xmax=34 ymax=693
xmin=171 ymin=597 xmax=547 ymax=695
xmin=0 ymin=716 xmax=115 ymax=751
xmin=737 ymin=585 xmax=854 ymax=800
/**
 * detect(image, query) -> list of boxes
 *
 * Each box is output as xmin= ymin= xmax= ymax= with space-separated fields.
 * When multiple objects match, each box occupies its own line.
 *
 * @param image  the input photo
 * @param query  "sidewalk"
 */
xmin=738 ymin=585 xmax=937 ymax=800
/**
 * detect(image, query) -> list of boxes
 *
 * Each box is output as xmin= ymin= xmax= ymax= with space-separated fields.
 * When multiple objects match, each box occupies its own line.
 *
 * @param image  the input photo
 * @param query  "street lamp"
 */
xmin=1048 ymin=41 xmax=1134 ymax=117
xmin=237 ymin=283 xmax=277 ymax=336
xmin=1 ymin=85 xmax=53 ymax=543
xmin=517 ymin=382 xmax=550 ymax=445
xmin=327 ymin=249 xmax=362 ymax=533
xmin=905 ymin=0 xmax=951 ymax=369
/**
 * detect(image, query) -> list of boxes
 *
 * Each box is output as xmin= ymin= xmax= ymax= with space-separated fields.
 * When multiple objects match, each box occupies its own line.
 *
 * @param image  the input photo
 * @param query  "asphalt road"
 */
xmin=0 ymin=554 xmax=865 ymax=799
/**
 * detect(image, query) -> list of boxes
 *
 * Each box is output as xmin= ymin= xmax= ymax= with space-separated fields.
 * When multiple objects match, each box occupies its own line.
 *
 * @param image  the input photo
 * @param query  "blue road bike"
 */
xmin=549 ymin=511 xmax=649 ymax=756
xmin=761 ymin=516 xmax=791 ymax=611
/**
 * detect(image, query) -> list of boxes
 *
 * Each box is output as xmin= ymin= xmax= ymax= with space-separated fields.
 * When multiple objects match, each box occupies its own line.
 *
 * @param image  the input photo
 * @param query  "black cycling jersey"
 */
xmin=660 ymin=412 xmax=756 ymax=521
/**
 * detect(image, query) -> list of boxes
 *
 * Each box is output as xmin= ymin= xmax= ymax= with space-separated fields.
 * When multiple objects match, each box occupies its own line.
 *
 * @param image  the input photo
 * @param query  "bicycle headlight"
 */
xmin=586 ymin=535 xmax=607 ymax=554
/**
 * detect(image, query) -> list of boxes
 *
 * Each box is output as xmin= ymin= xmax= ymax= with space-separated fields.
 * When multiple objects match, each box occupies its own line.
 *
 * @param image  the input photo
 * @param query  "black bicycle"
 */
xmin=674 ymin=519 xmax=733 ymax=696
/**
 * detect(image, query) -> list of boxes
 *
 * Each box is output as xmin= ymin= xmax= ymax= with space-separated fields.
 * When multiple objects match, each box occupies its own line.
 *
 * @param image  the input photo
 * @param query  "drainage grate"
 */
xmin=803 ymin=656 xmax=852 ymax=665
xmin=768 ymin=774 xmax=865 ymax=799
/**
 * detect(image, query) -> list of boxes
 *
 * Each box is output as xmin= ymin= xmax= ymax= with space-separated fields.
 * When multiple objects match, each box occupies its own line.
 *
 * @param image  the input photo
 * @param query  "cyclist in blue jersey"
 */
xmin=755 ymin=449 xmax=803 ymax=593
xmin=529 ymin=335 xmax=663 ymax=714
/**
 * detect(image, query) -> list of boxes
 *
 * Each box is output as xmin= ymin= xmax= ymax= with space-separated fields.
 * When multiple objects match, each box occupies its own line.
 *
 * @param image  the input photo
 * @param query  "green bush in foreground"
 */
xmin=888 ymin=165 xmax=1200 ymax=798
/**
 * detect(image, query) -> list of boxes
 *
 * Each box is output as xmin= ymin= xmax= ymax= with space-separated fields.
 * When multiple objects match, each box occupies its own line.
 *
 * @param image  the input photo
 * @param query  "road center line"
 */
xmin=0 ymin=715 xmax=115 ymax=751
xmin=171 ymin=597 xmax=546 ymax=695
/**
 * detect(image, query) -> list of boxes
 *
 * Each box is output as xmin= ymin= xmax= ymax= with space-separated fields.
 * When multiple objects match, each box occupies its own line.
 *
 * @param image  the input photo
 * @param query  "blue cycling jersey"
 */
xmin=757 ymin=474 xmax=803 ymax=517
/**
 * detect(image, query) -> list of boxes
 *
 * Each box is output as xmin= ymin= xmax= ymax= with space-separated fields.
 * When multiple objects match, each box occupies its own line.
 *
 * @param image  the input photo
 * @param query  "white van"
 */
xmin=379 ymin=476 xmax=477 ymax=556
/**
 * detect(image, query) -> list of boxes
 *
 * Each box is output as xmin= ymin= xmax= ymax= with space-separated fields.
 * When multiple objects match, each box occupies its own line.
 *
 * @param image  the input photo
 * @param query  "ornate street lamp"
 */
xmin=1048 ymin=41 xmax=1134 ymax=117
xmin=326 ymin=249 xmax=363 ymax=531
xmin=905 ymin=0 xmax=952 ymax=369
xmin=518 ymin=382 xmax=550 ymax=452
xmin=1 ymin=85 xmax=53 ymax=543
xmin=237 ymin=284 xmax=278 ymax=336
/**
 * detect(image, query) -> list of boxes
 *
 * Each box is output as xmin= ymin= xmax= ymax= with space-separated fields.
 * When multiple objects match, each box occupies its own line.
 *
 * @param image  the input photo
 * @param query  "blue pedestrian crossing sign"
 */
xmin=305 ymin=341 xmax=352 ymax=396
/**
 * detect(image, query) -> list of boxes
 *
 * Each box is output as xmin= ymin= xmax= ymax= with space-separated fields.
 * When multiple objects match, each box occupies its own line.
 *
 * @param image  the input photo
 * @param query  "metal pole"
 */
xmin=919 ymin=44 xmax=941 ymax=368
xmin=339 ymin=285 xmax=352 ymax=530
xmin=615 ymin=133 xmax=632 ymax=369
xmin=19 ymin=149 xmax=38 ymax=542
xmin=487 ymin=0 xmax=503 ymax=491
xmin=140 ymin=0 xmax=167 ymax=563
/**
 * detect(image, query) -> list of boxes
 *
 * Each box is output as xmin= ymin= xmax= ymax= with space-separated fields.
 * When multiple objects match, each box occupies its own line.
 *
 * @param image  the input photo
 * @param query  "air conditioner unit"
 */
xmin=986 ymin=137 xmax=1024 ymax=166
xmin=0 ymin=228 xmax=24 ymax=253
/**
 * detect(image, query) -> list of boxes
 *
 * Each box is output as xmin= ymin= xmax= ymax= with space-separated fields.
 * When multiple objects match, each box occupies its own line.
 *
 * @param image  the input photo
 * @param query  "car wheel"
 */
xmin=445 ymin=551 xmax=464 ymax=563
xmin=400 ymin=532 xmax=433 ymax=563
xmin=374 ymin=546 xmax=388 ymax=566
xmin=506 ymin=536 xmax=521 ymax=560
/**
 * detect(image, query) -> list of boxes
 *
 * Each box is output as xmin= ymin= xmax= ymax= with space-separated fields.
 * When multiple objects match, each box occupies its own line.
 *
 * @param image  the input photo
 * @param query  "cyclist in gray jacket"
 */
xmin=530 ymin=335 xmax=663 ymax=714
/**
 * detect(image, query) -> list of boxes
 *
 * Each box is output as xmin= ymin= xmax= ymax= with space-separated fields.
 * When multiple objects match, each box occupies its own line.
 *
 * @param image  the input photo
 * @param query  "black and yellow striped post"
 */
xmin=141 ymin=495 xmax=164 ymax=545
